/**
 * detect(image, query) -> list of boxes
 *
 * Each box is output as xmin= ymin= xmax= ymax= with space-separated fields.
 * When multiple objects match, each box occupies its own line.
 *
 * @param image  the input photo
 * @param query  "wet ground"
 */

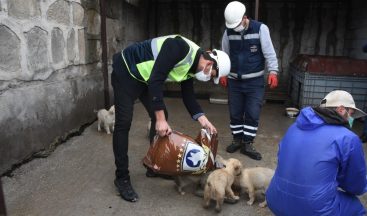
xmin=2 ymin=98 xmax=367 ymax=216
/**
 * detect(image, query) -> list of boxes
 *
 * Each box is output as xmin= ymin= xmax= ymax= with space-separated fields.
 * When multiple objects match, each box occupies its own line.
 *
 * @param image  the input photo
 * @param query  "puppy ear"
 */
xmin=109 ymin=105 xmax=115 ymax=113
xmin=215 ymin=155 xmax=227 ymax=167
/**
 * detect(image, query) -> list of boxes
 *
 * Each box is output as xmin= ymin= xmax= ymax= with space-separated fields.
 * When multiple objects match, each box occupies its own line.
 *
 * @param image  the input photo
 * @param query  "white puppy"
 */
xmin=96 ymin=105 xmax=115 ymax=134
xmin=234 ymin=167 xmax=274 ymax=207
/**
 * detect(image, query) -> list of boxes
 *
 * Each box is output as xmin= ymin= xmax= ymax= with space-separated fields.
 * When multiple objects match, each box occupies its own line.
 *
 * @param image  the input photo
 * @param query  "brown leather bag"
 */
xmin=143 ymin=129 xmax=218 ymax=176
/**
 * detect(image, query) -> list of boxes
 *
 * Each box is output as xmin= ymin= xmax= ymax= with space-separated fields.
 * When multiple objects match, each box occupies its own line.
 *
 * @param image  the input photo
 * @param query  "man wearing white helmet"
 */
xmin=221 ymin=1 xmax=279 ymax=160
xmin=111 ymin=35 xmax=230 ymax=202
xmin=267 ymin=90 xmax=367 ymax=216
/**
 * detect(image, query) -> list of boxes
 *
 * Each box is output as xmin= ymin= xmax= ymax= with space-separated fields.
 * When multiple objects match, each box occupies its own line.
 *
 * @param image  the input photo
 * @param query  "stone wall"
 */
xmin=0 ymin=0 xmax=102 ymax=175
xmin=0 ymin=0 xmax=150 ymax=175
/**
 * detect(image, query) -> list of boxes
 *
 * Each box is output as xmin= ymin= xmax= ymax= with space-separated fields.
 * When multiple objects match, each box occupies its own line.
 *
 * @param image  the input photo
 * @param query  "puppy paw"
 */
xmin=233 ymin=195 xmax=240 ymax=200
xmin=179 ymin=191 xmax=186 ymax=195
xmin=259 ymin=202 xmax=267 ymax=208
xmin=247 ymin=200 xmax=254 ymax=206
xmin=202 ymin=203 xmax=210 ymax=209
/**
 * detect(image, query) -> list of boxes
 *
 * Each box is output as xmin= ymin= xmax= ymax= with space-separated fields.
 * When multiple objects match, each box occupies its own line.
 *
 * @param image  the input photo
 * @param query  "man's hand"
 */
xmin=155 ymin=119 xmax=172 ymax=137
xmin=219 ymin=77 xmax=228 ymax=87
xmin=198 ymin=115 xmax=217 ymax=134
xmin=268 ymin=73 xmax=278 ymax=89
xmin=155 ymin=110 xmax=172 ymax=137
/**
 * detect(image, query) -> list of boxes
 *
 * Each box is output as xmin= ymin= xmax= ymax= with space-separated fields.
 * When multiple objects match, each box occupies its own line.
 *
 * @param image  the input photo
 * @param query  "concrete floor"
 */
xmin=2 ymin=98 xmax=367 ymax=216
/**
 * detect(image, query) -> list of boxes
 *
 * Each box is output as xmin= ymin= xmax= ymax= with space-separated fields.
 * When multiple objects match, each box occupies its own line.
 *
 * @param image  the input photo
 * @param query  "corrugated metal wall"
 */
xmin=146 ymin=0 xmax=367 ymax=76
xmin=105 ymin=0 xmax=367 ymax=98
xmin=344 ymin=0 xmax=367 ymax=59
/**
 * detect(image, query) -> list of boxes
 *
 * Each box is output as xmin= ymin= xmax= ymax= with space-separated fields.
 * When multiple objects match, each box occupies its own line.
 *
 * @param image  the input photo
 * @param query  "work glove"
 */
xmin=268 ymin=73 xmax=278 ymax=89
xmin=219 ymin=76 xmax=228 ymax=88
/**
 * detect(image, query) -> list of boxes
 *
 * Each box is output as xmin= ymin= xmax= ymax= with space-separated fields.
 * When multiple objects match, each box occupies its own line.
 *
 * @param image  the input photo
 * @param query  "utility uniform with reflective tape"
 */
xmin=222 ymin=19 xmax=278 ymax=142
xmin=111 ymin=35 xmax=204 ymax=180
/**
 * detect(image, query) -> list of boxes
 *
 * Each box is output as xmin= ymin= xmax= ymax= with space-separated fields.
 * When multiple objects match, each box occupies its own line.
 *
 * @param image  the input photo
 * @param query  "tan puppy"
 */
xmin=234 ymin=167 xmax=274 ymax=207
xmin=203 ymin=158 xmax=242 ymax=212
xmin=174 ymin=155 xmax=225 ymax=195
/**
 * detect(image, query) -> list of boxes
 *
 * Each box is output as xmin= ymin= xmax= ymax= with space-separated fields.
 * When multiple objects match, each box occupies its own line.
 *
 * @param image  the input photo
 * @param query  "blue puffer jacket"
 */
xmin=266 ymin=107 xmax=367 ymax=216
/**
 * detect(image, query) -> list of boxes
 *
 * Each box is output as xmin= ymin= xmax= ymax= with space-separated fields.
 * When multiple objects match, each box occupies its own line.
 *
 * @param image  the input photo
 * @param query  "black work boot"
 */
xmin=114 ymin=178 xmax=139 ymax=202
xmin=240 ymin=141 xmax=262 ymax=160
xmin=226 ymin=138 xmax=242 ymax=153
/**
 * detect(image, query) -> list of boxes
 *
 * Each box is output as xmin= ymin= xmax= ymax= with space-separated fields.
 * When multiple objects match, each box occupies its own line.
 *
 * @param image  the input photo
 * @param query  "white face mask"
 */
xmin=234 ymin=24 xmax=245 ymax=32
xmin=195 ymin=65 xmax=212 ymax=82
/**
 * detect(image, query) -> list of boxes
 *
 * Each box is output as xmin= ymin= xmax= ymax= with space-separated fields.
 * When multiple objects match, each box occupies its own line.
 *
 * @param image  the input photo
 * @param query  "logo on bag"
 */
xmin=181 ymin=141 xmax=208 ymax=171
xmin=186 ymin=149 xmax=203 ymax=167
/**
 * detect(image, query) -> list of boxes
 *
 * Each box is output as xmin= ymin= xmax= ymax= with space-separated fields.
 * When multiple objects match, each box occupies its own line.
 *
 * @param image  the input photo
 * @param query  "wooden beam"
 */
xmin=255 ymin=0 xmax=259 ymax=20
xmin=0 ymin=179 xmax=6 ymax=216
xmin=100 ymin=0 xmax=110 ymax=109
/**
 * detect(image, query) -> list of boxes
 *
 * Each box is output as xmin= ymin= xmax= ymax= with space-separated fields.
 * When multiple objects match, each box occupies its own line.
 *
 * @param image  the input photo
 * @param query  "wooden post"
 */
xmin=0 ymin=179 xmax=6 ymax=216
xmin=100 ymin=0 xmax=110 ymax=109
xmin=255 ymin=0 xmax=259 ymax=20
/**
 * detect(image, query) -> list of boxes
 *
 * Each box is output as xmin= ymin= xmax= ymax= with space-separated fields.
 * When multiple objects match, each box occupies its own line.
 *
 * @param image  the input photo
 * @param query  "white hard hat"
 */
xmin=209 ymin=49 xmax=231 ymax=84
xmin=224 ymin=1 xmax=246 ymax=29
xmin=320 ymin=90 xmax=366 ymax=119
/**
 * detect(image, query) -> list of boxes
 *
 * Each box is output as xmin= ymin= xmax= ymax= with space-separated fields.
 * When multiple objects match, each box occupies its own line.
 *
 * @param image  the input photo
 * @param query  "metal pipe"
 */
xmin=100 ymin=0 xmax=110 ymax=109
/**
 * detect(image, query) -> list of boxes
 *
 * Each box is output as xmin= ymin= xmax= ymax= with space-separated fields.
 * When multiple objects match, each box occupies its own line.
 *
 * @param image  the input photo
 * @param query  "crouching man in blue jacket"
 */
xmin=266 ymin=90 xmax=367 ymax=216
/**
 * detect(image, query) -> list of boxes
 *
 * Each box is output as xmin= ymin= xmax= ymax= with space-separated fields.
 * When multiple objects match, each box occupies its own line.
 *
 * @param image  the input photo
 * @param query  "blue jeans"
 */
xmin=227 ymin=77 xmax=265 ymax=142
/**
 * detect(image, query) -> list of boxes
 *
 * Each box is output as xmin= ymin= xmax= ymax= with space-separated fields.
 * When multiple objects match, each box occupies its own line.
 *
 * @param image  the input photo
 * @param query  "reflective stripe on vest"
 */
xmin=228 ymin=33 xmax=260 ymax=40
xmin=121 ymin=50 xmax=147 ymax=84
xmin=136 ymin=35 xmax=200 ymax=82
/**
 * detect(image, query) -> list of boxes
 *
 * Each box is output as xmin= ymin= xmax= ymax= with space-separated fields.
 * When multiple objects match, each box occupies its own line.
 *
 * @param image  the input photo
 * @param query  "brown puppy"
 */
xmin=203 ymin=158 xmax=242 ymax=212
xmin=234 ymin=167 xmax=274 ymax=207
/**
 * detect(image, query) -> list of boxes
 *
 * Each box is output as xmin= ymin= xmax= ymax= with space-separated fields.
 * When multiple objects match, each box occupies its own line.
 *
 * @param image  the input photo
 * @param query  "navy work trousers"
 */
xmin=227 ymin=76 xmax=265 ymax=142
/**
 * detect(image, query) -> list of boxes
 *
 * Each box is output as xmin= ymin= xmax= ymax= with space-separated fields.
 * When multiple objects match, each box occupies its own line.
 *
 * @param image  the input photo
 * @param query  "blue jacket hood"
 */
xmin=296 ymin=107 xmax=325 ymax=130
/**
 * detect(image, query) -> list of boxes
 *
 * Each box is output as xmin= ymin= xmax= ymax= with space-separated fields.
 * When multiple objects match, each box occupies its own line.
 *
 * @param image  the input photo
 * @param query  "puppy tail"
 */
xmin=205 ymin=182 xmax=212 ymax=193
xmin=93 ymin=109 xmax=99 ymax=113
xmin=203 ymin=183 xmax=211 ymax=202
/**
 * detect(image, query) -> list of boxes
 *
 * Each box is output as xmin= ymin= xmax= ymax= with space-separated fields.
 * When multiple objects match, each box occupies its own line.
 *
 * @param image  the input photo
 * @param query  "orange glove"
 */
xmin=268 ymin=73 xmax=278 ymax=89
xmin=219 ymin=76 xmax=228 ymax=87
